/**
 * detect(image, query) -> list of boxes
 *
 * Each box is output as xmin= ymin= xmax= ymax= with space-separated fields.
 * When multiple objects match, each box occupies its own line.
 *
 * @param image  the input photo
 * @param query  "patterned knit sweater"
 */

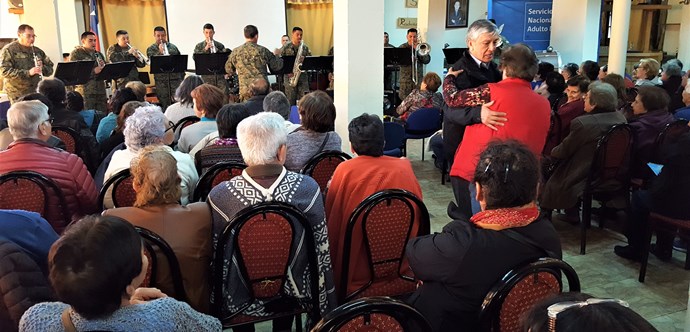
xmin=207 ymin=165 xmax=337 ymax=318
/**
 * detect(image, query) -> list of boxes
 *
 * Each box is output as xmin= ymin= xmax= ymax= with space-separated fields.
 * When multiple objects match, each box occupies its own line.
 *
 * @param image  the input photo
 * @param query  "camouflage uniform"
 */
xmin=280 ymin=42 xmax=311 ymax=105
xmin=0 ymin=41 xmax=54 ymax=103
xmin=397 ymin=43 xmax=430 ymax=101
xmin=69 ymin=46 xmax=108 ymax=113
xmin=146 ymin=42 xmax=184 ymax=110
xmin=193 ymin=40 xmax=229 ymax=93
xmin=226 ymin=41 xmax=283 ymax=102
xmin=106 ymin=43 xmax=146 ymax=88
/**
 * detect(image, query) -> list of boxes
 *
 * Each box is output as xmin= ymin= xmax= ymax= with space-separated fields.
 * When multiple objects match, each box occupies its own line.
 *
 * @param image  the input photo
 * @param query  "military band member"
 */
xmin=69 ymin=31 xmax=108 ymax=113
xmin=0 ymin=24 xmax=54 ymax=104
xmin=193 ymin=23 xmax=229 ymax=93
xmin=280 ymin=27 xmax=311 ymax=106
xmin=226 ymin=25 xmax=283 ymax=102
xmin=146 ymin=26 xmax=183 ymax=110
xmin=106 ymin=30 xmax=146 ymax=88
xmin=398 ymin=28 xmax=430 ymax=101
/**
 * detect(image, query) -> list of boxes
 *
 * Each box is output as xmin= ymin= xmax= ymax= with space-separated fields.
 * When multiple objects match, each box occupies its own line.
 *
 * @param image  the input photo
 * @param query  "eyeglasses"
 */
xmin=43 ymin=118 xmax=54 ymax=125
xmin=547 ymin=298 xmax=629 ymax=332
xmin=165 ymin=121 xmax=175 ymax=132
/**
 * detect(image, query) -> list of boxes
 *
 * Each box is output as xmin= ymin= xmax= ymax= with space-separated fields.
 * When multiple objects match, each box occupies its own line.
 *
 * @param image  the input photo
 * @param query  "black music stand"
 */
xmin=97 ymin=61 xmax=135 ymax=90
xmin=193 ymin=52 xmax=230 ymax=87
xmin=443 ymin=48 xmax=468 ymax=68
xmin=384 ymin=48 xmax=412 ymax=108
xmin=271 ymin=55 xmax=295 ymax=92
xmin=301 ymin=56 xmax=332 ymax=91
xmin=150 ymin=54 xmax=188 ymax=102
xmin=54 ymin=60 xmax=95 ymax=86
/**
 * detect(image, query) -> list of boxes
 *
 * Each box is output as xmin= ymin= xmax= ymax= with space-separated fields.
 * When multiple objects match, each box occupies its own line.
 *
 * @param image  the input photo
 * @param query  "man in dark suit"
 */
xmin=442 ymin=19 xmax=505 ymax=218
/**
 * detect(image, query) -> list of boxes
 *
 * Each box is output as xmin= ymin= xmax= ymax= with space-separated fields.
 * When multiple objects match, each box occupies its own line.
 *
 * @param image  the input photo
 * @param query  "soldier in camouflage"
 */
xmin=146 ymin=26 xmax=184 ymax=110
xmin=69 ymin=31 xmax=107 ymax=113
xmin=193 ymin=23 xmax=229 ymax=94
xmin=280 ymin=27 xmax=312 ymax=106
xmin=226 ymin=25 xmax=283 ymax=102
xmin=106 ymin=30 xmax=146 ymax=89
xmin=398 ymin=28 xmax=430 ymax=101
xmin=0 ymin=24 xmax=54 ymax=104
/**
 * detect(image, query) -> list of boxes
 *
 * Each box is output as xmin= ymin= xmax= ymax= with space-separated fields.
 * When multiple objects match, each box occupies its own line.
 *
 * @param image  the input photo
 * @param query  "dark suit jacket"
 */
xmin=541 ymin=110 xmax=627 ymax=209
xmin=442 ymin=51 xmax=501 ymax=162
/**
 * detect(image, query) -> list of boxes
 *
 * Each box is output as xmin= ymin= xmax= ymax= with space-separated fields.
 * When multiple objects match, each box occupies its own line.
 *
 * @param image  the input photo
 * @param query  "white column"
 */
xmin=20 ymin=0 xmax=62 ymax=69
xmin=416 ymin=0 xmax=447 ymax=75
xmin=678 ymin=4 xmax=690 ymax=66
xmin=607 ymin=0 xmax=631 ymax=75
xmin=56 ymin=0 xmax=82 ymax=55
xmin=333 ymin=0 xmax=384 ymax=151
xmin=550 ymin=0 xmax=601 ymax=65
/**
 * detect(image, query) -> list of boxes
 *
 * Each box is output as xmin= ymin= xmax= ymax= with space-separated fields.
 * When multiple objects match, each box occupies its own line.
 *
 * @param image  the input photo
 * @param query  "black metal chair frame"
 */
xmin=300 ymin=150 xmax=352 ymax=175
xmin=192 ymin=161 xmax=247 ymax=202
xmin=212 ymin=201 xmax=321 ymax=330
xmin=340 ymin=189 xmax=430 ymax=302
xmin=650 ymin=119 xmax=689 ymax=164
xmin=51 ymin=125 xmax=83 ymax=155
xmin=0 ymin=170 xmax=71 ymax=224
xmin=98 ymin=168 xmax=133 ymax=209
xmin=135 ymin=226 xmax=190 ymax=303
xmin=173 ymin=115 xmax=201 ymax=140
xmin=580 ymin=124 xmax=633 ymax=254
xmin=311 ymin=296 xmax=432 ymax=332
xmin=478 ymin=257 xmax=581 ymax=332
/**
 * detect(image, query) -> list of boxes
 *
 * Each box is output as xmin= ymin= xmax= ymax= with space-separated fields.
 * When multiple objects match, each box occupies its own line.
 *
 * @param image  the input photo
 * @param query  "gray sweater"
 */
xmin=285 ymin=130 xmax=342 ymax=172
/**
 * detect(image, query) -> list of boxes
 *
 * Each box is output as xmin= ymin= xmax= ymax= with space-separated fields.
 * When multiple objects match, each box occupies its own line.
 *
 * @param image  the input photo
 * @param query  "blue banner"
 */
xmin=489 ymin=0 xmax=553 ymax=51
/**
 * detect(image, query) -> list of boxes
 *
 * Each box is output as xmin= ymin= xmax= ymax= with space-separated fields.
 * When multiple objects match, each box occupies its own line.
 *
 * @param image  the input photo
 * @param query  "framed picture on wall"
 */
xmin=446 ymin=0 xmax=468 ymax=28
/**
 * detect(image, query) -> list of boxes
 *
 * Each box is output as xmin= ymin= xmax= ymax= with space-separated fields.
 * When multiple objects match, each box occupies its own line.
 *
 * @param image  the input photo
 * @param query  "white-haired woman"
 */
xmin=207 ymin=112 xmax=336 ymax=331
xmin=103 ymin=105 xmax=198 ymax=209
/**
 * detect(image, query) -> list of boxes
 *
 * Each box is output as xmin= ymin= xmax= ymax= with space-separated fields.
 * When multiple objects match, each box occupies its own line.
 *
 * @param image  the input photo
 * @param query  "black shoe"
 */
xmin=650 ymin=244 xmax=672 ymax=261
xmin=614 ymin=245 xmax=642 ymax=262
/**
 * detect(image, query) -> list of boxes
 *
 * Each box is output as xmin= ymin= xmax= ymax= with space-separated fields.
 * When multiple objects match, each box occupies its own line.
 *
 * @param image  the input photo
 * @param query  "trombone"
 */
xmin=411 ymin=38 xmax=431 ymax=85
xmin=127 ymin=43 xmax=149 ymax=65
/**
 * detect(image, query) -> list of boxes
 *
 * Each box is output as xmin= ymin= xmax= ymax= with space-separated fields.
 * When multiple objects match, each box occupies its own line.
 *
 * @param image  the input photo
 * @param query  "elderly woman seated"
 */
xmin=285 ymin=90 xmax=342 ymax=171
xmin=191 ymin=104 xmax=251 ymax=174
xmin=207 ymin=112 xmax=336 ymax=330
xmin=19 ymin=215 xmax=221 ymax=331
xmin=177 ymin=83 xmax=225 ymax=153
xmin=543 ymin=75 xmax=590 ymax=157
xmin=165 ymin=75 xmax=204 ymax=125
xmin=395 ymin=72 xmax=443 ymax=121
xmin=541 ymin=82 xmax=627 ymax=222
xmin=104 ymin=105 xmax=198 ymax=208
xmin=104 ymin=146 xmax=212 ymax=313
xmin=406 ymin=140 xmax=562 ymax=331
xmin=629 ymin=86 xmax=675 ymax=179
xmin=560 ymin=63 xmax=579 ymax=82
xmin=634 ymin=58 xmax=661 ymax=87
xmin=99 ymin=100 xmax=147 ymax=162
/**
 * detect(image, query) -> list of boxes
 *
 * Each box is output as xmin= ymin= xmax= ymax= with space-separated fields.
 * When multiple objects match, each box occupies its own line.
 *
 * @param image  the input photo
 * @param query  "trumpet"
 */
xmin=127 ymin=43 xmax=149 ymax=65
xmin=31 ymin=45 xmax=42 ymax=80
xmin=161 ymin=42 xmax=169 ymax=56
xmin=411 ymin=38 xmax=431 ymax=85
xmin=206 ymin=38 xmax=216 ymax=53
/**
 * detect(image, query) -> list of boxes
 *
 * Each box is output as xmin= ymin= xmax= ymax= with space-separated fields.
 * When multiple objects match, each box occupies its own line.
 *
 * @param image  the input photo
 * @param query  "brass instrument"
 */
xmin=288 ymin=41 xmax=305 ymax=87
xmin=94 ymin=52 xmax=106 ymax=68
xmin=411 ymin=38 xmax=431 ymax=85
xmin=127 ymin=43 xmax=149 ymax=65
xmin=31 ymin=45 xmax=42 ymax=80
xmin=163 ymin=42 xmax=169 ymax=56
xmin=207 ymin=38 xmax=216 ymax=54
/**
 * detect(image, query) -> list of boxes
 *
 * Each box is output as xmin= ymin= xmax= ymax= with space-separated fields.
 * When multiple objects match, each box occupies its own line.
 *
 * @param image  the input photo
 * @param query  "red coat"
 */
xmin=325 ymin=155 xmax=423 ymax=300
xmin=450 ymin=78 xmax=551 ymax=181
xmin=0 ymin=139 xmax=99 ymax=233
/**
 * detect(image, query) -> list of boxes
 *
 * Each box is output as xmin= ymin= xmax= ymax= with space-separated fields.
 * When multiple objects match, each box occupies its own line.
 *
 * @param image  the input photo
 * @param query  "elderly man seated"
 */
xmin=263 ymin=91 xmax=300 ymax=133
xmin=243 ymin=78 xmax=270 ymax=115
xmin=207 ymin=112 xmax=336 ymax=331
xmin=325 ymin=113 xmax=423 ymax=301
xmin=0 ymin=100 xmax=98 ymax=233
xmin=103 ymin=104 xmax=197 ymax=208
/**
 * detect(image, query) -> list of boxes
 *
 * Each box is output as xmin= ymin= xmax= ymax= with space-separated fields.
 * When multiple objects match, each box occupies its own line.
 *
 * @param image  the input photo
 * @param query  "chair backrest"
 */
xmin=173 ymin=116 xmax=200 ymax=139
xmin=212 ymin=201 xmax=321 ymax=327
xmin=0 ymin=171 xmax=70 ymax=233
xmin=341 ymin=189 xmax=430 ymax=301
xmin=404 ymin=108 xmax=442 ymax=136
xmin=300 ymin=150 xmax=351 ymax=194
xmin=585 ymin=124 xmax=633 ymax=192
xmin=194 ymin=144 xmax=244 ymax=176
xmin=98 ymin=168 xmax=136 ymax=209
xmin=135 ymin=226 xmax=189 ymax=303
xmin=383 ymin=122 xmax=406 ymax=156
xmin=192 ymin=161 xmax=247 ymax=202
xmin=289 ymin=105 xmax=301 ymax=124
xmin=478 ymin=258 xmax=581 ymax=332
xmin=51 ymin=126 xmax=81 ymax=155
xmin=311 ymin=296 xmax=432 ymax=332
xmin=651 ymin=119 xmax=690 ymax=163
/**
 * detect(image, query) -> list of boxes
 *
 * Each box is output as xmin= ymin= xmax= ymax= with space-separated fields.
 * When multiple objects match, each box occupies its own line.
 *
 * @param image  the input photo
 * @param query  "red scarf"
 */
xmin=470 ymin=205 xmax=540 ymax=231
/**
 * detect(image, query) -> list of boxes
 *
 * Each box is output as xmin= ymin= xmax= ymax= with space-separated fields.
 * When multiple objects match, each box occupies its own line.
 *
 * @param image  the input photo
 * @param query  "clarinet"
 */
xmin=31 ymin=45 xmax=42 ymax=80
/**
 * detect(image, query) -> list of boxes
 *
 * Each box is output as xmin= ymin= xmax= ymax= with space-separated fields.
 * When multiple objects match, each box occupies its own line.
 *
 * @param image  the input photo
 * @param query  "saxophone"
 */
xmin=288 ymin=42 xmax=304 ymax=87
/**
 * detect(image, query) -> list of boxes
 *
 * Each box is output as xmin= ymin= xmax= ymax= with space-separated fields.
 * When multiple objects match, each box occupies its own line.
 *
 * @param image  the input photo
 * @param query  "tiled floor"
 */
xmin=249 ymin=139 xmax=690 ymax=331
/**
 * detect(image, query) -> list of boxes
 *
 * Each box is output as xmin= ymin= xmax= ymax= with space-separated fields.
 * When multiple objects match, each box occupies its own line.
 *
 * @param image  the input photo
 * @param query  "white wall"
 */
xmin=21 ymin=0 xmax=62 ymax=70
xmin=678 ymin=4 xmax=690 ymax=66
xmin=550 ymin=0 xmax=601 ymax=65
xmin=384 ymin=0 xmax=418 ymax=47
xmin=0 ymin=2 xmax=21 ymax=38
xmin=56 ymin=0 xmax=81 ymax=56
xmin=165 ymin=0 xmax=287 ymax=70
